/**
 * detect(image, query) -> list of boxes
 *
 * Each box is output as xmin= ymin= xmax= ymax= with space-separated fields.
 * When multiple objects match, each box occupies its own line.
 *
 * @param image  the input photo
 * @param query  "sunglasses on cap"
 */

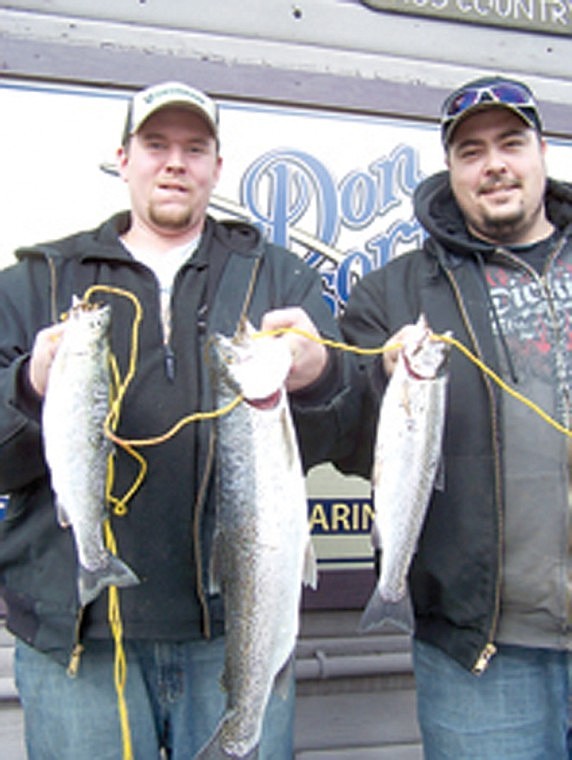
xmin=441 ymin=78 xmax=542 ymax=146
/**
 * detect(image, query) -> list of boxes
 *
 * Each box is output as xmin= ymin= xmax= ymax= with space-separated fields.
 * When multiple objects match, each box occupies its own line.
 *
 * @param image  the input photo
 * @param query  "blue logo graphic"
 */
xmin=240 ymin=144 xmax=426 ymax=313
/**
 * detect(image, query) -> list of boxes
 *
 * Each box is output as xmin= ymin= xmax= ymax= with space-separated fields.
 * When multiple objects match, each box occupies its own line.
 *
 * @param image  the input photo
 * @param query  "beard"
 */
xmin=468 ymin=175 xmax=545 ymax=244
xmin=469 ymin=183 xmax=546 ymax=245
xmin=475 ymin=206 xmax=527 ymax=243
xmin=148 ymin=201 xmax=195 ymax=231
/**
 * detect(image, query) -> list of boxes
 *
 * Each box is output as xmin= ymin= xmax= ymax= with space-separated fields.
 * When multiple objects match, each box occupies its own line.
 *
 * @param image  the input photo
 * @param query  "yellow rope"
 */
xmin=82 ymin=283 xmax=572 ymax=452
xmin=83 ymin=285 xmax=144 ymax=452
xmin=81 ymin=285 xmax=144 ymax=760
xmin=434 ymin=332 xmax=572 ymax=439
xmin=72 ymin=283 xmax=569 ymax=760
xmin=105 ymin=394 xmax=244 ymax=448
xmin=103 ymin=519 xmax=133 ymax=760
xmin=256 ymin=326 xmax=572 ymax=440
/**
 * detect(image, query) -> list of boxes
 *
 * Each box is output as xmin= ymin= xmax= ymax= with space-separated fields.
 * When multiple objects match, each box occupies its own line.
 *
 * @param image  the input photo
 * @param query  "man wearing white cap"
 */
xmin=0 ymin=81 xmax=350 ymax=758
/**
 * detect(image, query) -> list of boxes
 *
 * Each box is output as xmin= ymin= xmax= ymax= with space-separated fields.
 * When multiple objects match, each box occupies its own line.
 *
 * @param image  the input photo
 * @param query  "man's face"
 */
xmin=447 ymin=108 xmax=550 ymax=245
xmin=117 ymin=107 xmax=222 ymax=239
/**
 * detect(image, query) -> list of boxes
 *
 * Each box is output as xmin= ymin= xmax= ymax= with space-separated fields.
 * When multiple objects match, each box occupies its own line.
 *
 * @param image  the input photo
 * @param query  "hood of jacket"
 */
xmin=414 ymin=171 xmax=572 ymax=257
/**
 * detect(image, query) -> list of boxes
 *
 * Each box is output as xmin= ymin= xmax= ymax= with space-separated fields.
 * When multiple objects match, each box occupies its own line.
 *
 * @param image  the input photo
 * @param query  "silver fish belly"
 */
xmin=196 ymin=322 xmax=317 ymax=760
xmin=42 ymin=298 xmax=138 ymax=607
xmin=360 ymin=315 xmax=450 ymax=633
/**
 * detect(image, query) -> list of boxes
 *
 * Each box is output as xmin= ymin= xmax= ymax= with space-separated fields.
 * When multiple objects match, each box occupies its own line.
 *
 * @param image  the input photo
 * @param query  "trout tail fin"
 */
xmin=78 ymin=554 xmax=139 ymax=607
xmin=194 ymin=725 xmax=259 ymax=760
xmin=358 ymin=587 xmax=414 ymax=635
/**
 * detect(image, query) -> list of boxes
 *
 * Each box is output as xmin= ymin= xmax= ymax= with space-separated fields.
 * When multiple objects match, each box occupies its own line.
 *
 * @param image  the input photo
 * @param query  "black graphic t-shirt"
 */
xmin=483 ymin=233 xmax=572 ymax=648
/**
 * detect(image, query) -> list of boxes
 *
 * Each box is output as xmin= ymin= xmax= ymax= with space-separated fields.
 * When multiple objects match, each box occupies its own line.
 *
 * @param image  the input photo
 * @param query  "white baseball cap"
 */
xmin=121 ymin=81 xmax=219 ymax=145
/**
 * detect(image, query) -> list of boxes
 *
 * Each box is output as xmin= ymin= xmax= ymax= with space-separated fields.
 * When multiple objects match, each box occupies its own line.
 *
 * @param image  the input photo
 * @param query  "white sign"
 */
xmin=4 ymin=79 xmax=570 ymax=314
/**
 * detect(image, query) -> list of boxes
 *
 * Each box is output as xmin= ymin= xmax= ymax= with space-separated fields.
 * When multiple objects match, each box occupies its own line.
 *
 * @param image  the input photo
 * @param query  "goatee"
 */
xmin=149 ymin=205 xmax=193 ymax=231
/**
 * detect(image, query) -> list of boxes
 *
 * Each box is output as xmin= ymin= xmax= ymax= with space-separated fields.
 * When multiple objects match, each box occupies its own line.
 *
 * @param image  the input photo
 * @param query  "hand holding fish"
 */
xmin=260 ymin=307 xmax=327 ymax=393
xmin=382 ymin=323 xmax=422 ymax=378
xmin=29 ymin=322 xmax=67 ymax=397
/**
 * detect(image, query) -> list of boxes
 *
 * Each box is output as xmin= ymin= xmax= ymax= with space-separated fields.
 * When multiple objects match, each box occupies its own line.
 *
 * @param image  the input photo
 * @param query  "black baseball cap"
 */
xmin=441 ymin=75 xmax=543 ymax=147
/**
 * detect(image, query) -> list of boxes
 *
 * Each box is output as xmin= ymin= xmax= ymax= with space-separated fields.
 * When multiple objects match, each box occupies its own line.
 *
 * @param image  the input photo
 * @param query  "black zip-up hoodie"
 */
xmin=338 ymin=172 xmax=572 ymax=673
xmin=0 ymin=212 xmax=354 ymax=667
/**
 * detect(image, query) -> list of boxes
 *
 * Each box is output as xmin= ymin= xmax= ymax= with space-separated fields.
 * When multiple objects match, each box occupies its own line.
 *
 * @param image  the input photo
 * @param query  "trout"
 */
xmin=42 ymin=297 xmax=138 ymax=607
xmin=360 ymin=314 xmax=450 ymax=633
xmin=196 ymin=321 xmax=317 ymax=760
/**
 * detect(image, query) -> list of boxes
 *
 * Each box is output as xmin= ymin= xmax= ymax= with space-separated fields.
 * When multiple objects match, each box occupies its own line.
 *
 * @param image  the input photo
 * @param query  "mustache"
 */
xmin=478 ymin=177 xmax=522 ymax=194
xmin=157 ymin=180 xmax=190 ymax=192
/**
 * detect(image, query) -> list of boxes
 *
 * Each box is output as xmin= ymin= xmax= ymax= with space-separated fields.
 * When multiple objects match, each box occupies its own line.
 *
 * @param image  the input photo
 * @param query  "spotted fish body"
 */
xmin=360 ymin=315 xmax=450 ymax=633
xmin=42 ymin=298 xmax=138 ymax=607
xmin=196 ymin=322 xmax=317 ymax=760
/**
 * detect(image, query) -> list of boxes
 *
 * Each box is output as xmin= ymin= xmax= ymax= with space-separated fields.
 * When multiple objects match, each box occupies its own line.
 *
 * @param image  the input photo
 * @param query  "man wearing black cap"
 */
xmin=0 ymin=81 xmax=350 ymax=758
xmin=336 ymin=75 xmax=572 ymax=757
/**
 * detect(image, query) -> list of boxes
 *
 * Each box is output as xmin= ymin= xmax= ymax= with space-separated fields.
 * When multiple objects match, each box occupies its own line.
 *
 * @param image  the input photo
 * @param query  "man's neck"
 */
xmin=468 ymin=218 xmax=555 ymax=248
xmin=121 ymin=216 xmax=205 ymax=255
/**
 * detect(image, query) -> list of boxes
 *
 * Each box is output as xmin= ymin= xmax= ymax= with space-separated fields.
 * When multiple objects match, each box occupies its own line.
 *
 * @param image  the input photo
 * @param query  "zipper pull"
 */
xmin=67 ymin=642 xmax=85 ymax=678
xmin=472 ymin=642 xmax=497 ymax=675
xmin=66 ymin=606 xmax=85 ymax=677
xmin=164 ymin=345 xmax=176 ymax=381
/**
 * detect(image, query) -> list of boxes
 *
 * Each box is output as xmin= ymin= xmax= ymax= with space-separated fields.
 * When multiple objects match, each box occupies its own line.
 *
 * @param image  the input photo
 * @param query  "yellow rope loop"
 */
xmin=83 ymin=285 xmax=144 ymax=439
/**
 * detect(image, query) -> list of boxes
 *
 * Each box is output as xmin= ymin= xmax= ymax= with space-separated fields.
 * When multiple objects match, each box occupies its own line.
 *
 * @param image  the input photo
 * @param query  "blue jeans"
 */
xmin=14 ymin=637 xmax=294 ymax=760
xmin=413 ymin=638 xmax=572 ymax=760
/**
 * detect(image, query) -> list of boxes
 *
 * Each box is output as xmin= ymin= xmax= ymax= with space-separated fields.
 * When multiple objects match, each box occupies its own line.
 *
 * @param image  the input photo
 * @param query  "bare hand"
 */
xmin=260 ymin=307 xmax=328 ymax=393
xmin=29 ymin=323 xmax=66 ymax=397
xmin=382 ymin=324 xmax=418 ymax=377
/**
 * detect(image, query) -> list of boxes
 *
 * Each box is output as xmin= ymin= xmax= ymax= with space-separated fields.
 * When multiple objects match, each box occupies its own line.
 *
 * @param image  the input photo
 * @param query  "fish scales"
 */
xmin=196 ymin=322 xmax=316 ymax=760
xmin=360 ymin=314 xmax=450 ymax=634
xmin=42 ymin=297 xmax=138 ymax=607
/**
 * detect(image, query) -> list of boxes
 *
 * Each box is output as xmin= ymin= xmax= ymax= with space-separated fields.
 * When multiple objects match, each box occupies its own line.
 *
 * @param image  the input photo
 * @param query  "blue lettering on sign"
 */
xmin=241 ymin=149 xmax=339 ymax=249
xmin=308 ymin=498 xmax=375 ymax=535
xmin=336 ymin=251 xmax=374 ymax=305
xmin=0 ymin=494 xmax=7 ymax=521
xmin=240 ymin=144 xmax=426 ymax=313
xmin=339 ymin=170 xmax=378 ymax=228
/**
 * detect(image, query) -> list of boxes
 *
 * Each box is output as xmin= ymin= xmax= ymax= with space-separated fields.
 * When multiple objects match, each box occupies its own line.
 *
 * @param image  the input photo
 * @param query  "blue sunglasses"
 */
xmin=441 ymin=80 xmax=541 ymax=144
xmin=444 ymin=82 xmax=535 ymax=118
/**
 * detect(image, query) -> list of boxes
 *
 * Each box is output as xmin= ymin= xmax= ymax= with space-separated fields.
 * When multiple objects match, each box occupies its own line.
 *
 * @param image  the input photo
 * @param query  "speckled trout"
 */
xmin=360 ymin=315 xmax=450 ymax=634
xmin=42 ymin=297 xmax=138 ymax=607
xmin=196 ymin=321 xmax=317 ymax=760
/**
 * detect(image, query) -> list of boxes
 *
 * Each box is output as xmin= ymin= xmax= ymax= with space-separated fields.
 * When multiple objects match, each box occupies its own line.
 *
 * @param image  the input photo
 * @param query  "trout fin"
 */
xmin=194 ymin=724 xmax=259 ymax=760
xmin=358 ymin=587 xmax=414 ymax=635
xmin=303 ymin=538 xmax=318 ymax=589
xmin=78 ymin=554 xmax=139 ymax=607
xmin=56 ymin=501 xmax=72 ymax=528
xmin=274 ymin=653 xmax=295 ymax=700
xmin=209 ymin=529 xmax=223 ymax=595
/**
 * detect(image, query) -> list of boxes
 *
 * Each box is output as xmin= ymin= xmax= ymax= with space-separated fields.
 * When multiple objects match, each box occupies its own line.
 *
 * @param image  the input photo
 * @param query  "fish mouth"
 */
xmin=244 ymin=389 xmax=282 ymax=410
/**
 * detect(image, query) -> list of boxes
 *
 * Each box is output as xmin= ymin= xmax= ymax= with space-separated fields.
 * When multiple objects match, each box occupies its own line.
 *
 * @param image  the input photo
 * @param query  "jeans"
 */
xmin=14 ymin=637 xmax=294 ymax=760
xmin=413 ymin=638 xmax=572 ymax=760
